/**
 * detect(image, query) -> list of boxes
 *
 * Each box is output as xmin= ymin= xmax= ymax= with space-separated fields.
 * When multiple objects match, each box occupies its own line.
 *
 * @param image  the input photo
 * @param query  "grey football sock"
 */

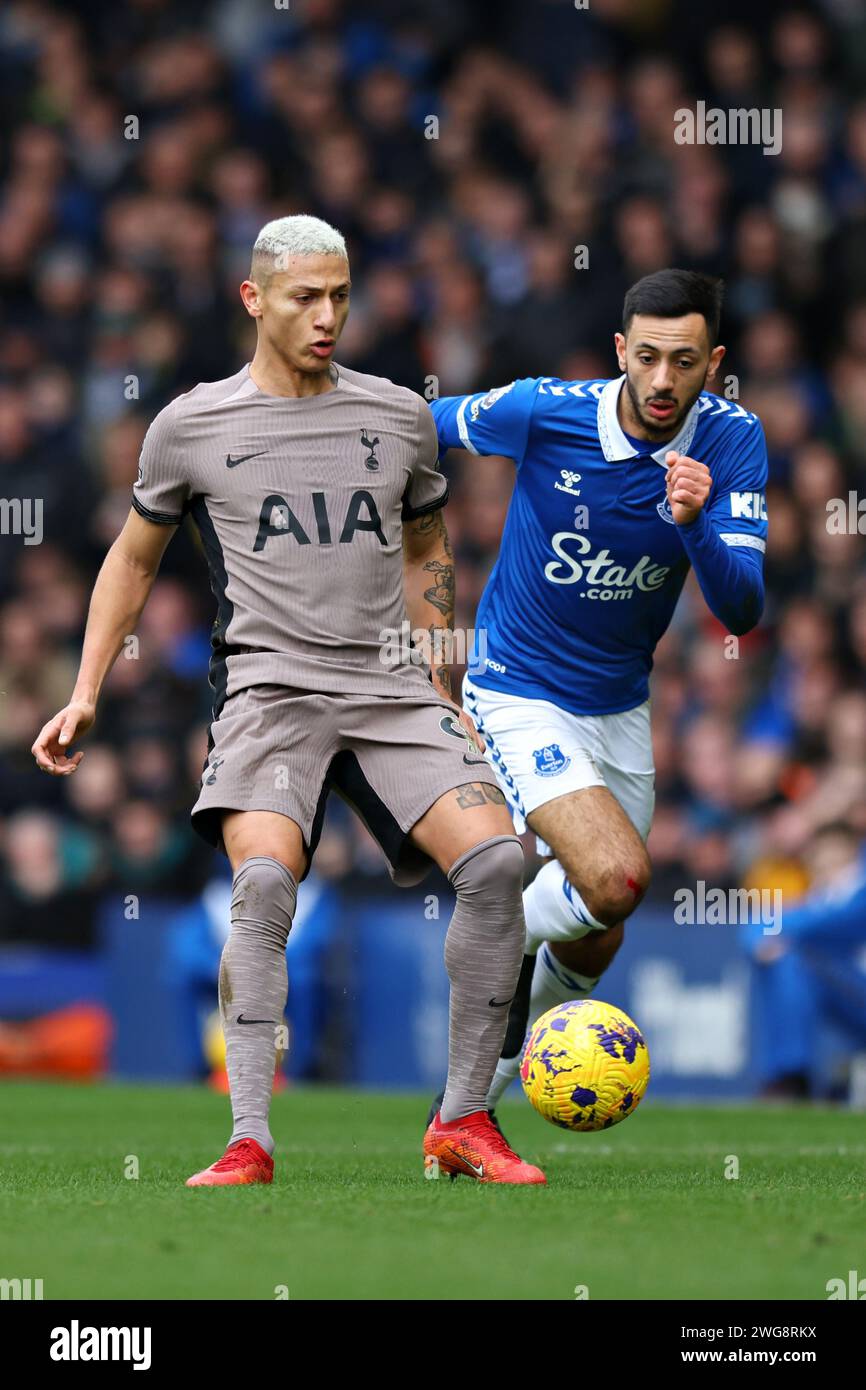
xmin=440 ymin=835 xmax=526 ymax=1124
xmin=219 ymin=856 xmax=297 ymax=1155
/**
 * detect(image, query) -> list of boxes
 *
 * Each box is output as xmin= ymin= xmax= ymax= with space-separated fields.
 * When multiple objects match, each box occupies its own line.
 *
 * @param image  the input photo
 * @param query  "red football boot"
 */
xmin=423 ymin=1109 xmax=546 ymax=1185
xmin=185 ymin=1137 xmax=274 ymax=1187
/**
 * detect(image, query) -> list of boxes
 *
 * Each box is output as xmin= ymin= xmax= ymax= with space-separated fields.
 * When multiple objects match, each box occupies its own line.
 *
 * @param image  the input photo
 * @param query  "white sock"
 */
xmin=486 ymin=945 xmax=601 ymax=1106
xmin=522 ymin=859 xmax=607 ymax=955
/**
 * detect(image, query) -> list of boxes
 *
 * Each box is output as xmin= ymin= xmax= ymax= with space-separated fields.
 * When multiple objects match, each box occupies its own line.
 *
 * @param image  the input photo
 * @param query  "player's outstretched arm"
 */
xmin=428 ymin=379 xmax=537 ymax=464
xmin=31 ymin=508 xmax=177 ymax=775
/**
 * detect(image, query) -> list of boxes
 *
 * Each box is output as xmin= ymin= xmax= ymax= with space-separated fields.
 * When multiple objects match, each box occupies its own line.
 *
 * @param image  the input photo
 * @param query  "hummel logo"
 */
xmin=448 ymin=1147 xmax=483 ymax=1177
xmin=489 ymin=996 xmax=513 ymax=1008
xmin=226 ymin=451 xmax=267 ymax=468
xmin=361 ymin=430 xmax=380 ymax=470
xmin=236 ymin=1014 xmax=277 ymax=1025
xmin=554 ymin=468 xmax=582 ymax=497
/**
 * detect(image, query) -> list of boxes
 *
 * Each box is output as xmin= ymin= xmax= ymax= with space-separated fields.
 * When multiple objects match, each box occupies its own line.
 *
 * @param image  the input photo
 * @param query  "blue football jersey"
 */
xmin=430 ymin=376 xmax=768 ymax=716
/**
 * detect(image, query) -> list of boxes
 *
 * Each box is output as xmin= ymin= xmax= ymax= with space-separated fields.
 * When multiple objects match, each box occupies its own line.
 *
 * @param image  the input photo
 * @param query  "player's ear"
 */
xmin=240 ymin=279 xmax=263 ymax=318
xmin=706 ymin=344 xmax=725 ymax=380
xmin=614 ymin=331 xmax=627 ymax=371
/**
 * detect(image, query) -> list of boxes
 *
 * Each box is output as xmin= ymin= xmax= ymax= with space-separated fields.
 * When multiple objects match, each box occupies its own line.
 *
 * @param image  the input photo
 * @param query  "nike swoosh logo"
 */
xmin=236 ymin=1014 xmax=276 ymax=1025
xmin=489 ymin=996 xmax=513 ymax=1008
xmin=447 ymin=1146 xmax=483 ymax=1177
xmin=226 ymin=451 xmax=267 ymax=468
xmin=463 ymin=754 xmax=486 ymax=765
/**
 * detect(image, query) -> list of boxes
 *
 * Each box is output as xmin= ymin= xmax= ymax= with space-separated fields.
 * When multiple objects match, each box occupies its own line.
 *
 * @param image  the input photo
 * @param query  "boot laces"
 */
xmin=460 ymin=1111 xmax=519 ymax=1161
xmin=211 ymin=1140 xmax=263 ymax=1172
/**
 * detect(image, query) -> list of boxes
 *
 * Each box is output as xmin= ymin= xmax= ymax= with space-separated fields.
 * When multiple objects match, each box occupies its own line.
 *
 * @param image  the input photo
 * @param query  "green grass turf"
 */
xmin=0 ymin=1080 xmax=863 ymax=1300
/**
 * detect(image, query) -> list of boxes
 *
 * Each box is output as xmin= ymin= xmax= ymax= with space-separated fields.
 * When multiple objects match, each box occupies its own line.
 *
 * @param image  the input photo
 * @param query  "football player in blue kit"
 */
xmin=428 ymin=269 xmax=768 ymax=1114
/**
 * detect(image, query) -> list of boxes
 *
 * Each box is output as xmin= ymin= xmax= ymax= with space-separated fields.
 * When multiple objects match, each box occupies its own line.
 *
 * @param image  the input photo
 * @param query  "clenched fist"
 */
xmin=665 ymin=451 xmax=712 ymax=526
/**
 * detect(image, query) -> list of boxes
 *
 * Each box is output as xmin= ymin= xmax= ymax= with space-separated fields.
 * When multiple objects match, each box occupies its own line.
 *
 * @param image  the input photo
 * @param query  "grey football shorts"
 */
xmin=190 ymin=684 xmax=500 ymax=885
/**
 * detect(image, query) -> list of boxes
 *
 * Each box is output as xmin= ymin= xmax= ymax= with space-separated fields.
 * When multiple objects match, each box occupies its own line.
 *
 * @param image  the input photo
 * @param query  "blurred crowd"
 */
xmin=2 ymin=0 xmax=866 ymax=947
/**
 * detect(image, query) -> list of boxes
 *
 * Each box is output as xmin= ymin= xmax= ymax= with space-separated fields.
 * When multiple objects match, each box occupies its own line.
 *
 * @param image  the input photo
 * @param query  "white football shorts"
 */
xmin=462 ymin=675 xmax=655 ymax=856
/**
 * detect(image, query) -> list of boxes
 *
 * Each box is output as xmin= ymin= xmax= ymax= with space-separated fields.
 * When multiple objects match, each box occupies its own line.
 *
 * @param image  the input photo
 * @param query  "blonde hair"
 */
xmin=251 ymin=215 xmax=348 ymax=281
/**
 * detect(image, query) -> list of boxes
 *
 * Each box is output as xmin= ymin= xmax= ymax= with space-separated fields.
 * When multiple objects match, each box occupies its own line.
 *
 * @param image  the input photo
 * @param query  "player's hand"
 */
xmin=31 ymin=700 xmax=95 ymax=775
xmin=665 ymin=452 xmax=712 ymax=526
xmin=456 ymin=707 xmax=485 ymax=753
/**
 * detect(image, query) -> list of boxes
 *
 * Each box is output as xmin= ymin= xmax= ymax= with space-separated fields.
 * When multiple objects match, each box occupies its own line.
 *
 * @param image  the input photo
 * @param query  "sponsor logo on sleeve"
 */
xmin=729 ymin=491 xmax=767 ymax=521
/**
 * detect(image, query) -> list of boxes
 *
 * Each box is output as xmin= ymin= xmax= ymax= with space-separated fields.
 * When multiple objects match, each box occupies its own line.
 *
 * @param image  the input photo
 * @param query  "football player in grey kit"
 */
xmin=32 ymin=216 xmax=546 ymax=1186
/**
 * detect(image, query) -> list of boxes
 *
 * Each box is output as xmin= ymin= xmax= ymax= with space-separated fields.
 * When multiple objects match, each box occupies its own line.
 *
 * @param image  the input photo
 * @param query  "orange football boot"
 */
xmin=423 ymin=1109 xmax=546 ymax=1185
xmin=185 ymin=1137 xmax=274 ymax=1187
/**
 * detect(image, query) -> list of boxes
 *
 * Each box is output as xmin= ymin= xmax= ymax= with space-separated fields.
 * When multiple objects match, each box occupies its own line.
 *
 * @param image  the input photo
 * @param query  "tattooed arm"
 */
xmin=402 ymin=506 xmax=456 ymax=701
xmin=402 ymin=509 xmax=484 ymax=749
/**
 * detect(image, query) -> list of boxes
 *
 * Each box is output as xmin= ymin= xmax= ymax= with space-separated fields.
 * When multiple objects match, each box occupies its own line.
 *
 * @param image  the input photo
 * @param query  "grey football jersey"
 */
xmin=132 ymin=362 xmax=448 ymax=707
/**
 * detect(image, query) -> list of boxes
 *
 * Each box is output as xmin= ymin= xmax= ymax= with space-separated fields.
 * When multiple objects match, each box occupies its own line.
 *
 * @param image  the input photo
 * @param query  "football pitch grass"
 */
xmin=1 ymin=1080 xmax=862 ymax=1301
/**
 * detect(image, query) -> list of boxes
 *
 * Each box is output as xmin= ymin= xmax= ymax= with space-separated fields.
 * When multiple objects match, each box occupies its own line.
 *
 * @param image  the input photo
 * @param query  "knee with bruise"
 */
xmin=447 ymin=835 xmax=526 ymax=912
xmin=584 ymin=852 xmax=652 ymax=928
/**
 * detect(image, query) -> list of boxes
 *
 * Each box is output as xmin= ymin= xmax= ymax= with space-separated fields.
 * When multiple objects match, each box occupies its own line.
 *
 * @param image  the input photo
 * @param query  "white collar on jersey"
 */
xmin=597 ymin=374 xmax=700 ymax=467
